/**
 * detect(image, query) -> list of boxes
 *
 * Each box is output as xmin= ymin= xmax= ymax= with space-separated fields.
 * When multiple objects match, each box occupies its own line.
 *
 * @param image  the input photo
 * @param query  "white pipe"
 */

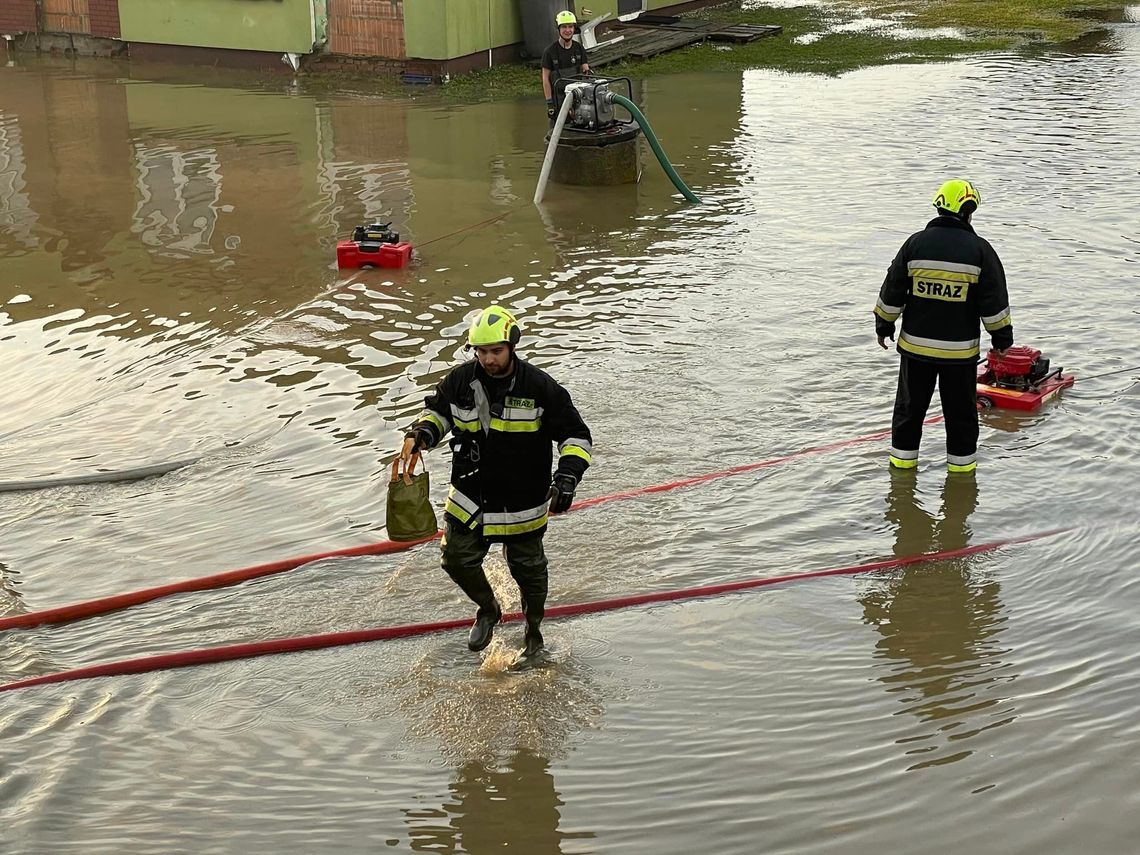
xmin=533 ymin=85 xmax=582 ymax=205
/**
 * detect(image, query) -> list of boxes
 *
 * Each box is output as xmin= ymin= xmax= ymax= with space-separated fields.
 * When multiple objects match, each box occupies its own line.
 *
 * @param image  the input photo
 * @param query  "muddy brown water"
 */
xmin=2 ymin=29 xmax=1139 ymax=853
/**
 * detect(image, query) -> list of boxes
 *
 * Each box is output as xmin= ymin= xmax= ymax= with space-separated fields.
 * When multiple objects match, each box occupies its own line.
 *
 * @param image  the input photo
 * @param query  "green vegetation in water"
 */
xmin=314 ymin=0 xmax=1129 ymax=101
xmin=829 ymin=0 xmax=1123 ymax=41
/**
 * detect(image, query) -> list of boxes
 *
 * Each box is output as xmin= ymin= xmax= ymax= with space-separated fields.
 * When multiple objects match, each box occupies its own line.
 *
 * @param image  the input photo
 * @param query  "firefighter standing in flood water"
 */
xmin=874 ymin=179 xmax=1015 ymax=473
xmin=399 ymin=306 xmax=593 ymax=661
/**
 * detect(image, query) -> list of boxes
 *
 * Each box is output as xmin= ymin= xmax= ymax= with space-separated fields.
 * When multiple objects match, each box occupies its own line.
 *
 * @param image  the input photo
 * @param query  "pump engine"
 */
xmin=352 ymin=222 xmax=399 ymax=244
xmin=554 ymin=76 xmax=633 ymax=132
xmin=984 ymin=346 xmax=1054 ymax=391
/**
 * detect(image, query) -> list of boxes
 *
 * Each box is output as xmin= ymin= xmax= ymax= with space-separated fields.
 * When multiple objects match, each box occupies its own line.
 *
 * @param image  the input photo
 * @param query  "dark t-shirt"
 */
xmin=541 ymin=40 xmax=587 ymax=93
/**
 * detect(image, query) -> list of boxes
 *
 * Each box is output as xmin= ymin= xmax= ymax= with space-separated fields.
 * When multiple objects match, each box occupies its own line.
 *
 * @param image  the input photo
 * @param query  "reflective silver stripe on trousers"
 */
xmin=889 ymin=447 xmax=919 ymax=460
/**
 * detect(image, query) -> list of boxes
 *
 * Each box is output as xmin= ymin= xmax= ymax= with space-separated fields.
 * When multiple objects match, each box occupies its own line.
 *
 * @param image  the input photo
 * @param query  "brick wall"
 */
xmin=89 ymin=0 xmax=121 ymax=39
xmin=0 ymin=0 xmax=37 ymax=34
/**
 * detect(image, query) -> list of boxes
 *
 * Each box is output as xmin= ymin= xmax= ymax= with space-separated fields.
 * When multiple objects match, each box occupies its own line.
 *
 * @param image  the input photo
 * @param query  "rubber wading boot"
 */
xmin=468 ymin=601 xmax=502 ymax=652
xmin=521 ymin=623 xmax=544 ymax=658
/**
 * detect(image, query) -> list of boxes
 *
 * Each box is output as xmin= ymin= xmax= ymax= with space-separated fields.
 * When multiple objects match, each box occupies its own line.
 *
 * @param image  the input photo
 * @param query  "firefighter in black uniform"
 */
xmin=542 ymin=10 xmax=589 ymax=121
xmin=399 ymin=305 xmax=593 ymax=661
xmin=874 ymin=179 xmax=1014 ymax=473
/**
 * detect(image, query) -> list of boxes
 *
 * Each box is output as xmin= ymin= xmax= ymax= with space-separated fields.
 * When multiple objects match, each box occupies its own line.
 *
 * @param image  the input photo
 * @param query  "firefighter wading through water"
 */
xmin=874 ymin=178 xmax=1014 ymax=473
xmin=399 ymin=306 xmax=593 ymax=662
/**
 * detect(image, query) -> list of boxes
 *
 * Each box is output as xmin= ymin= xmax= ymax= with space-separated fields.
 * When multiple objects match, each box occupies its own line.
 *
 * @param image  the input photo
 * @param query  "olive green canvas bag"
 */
xmin=386 ymin=452 xmax=438 ymax=541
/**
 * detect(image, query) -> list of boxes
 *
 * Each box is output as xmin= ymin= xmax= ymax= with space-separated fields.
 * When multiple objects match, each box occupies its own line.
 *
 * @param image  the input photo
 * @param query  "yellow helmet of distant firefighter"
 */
xmin=932 ymin=178 xmax=981 ymax=216
xmin=555 ymin=10 xmax=577 ymax=27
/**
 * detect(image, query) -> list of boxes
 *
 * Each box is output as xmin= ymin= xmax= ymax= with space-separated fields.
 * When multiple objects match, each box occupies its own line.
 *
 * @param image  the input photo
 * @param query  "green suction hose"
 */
xmin=610 ymin=93 xmax=702 ymax=204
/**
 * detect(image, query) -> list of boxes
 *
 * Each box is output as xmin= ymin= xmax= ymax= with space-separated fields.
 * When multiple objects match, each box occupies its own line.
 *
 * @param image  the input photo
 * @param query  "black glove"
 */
xmin=546 ymin=99 xmax=557 ymax=120
xmin=405 ymin=428 xmax=432 ymax=451
xmin=547 ymin=473 xmax=576 ymax=514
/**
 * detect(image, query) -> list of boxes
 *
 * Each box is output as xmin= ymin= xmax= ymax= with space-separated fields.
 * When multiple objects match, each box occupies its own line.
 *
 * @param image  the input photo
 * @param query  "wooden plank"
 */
xmin=629 ymin=31 xmax=704 ymax=59
xmin=615 ymin=16 xmax=707 ymax=31
xmin=588 ymin=29 xmax=703 ymax=66
xmin=616 ymin=20 xmax=714 ymax=33
xmin=585 ymin=19 xmax=781 ymax=67
xmin=587 ymin=29 xmax=699 ymax=67
xmin=707 ymin=24 xmax=783 ymax=44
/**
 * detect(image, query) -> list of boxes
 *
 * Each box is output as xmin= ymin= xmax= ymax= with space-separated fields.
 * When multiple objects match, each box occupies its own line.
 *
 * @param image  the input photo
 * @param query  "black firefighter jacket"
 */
xmin=875 ymin=215 xmax=1014 ymax=363
xmin=410 ymin=358 xmax=592 ymax=541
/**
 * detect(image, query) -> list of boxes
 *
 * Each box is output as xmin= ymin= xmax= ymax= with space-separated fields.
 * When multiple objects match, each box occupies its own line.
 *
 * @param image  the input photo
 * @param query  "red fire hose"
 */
xmin=0 ymin=528 xmax=1067 ymax=693
xmin=0 ymin=421 xmax=928 ymax=634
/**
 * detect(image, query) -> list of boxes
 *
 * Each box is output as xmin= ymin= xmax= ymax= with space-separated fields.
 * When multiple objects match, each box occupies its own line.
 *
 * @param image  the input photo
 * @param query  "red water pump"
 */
xmin=336 ymin=222 xmax=413 ymax=269
xmin=976 ymin=344 xmax=1074 ymax=411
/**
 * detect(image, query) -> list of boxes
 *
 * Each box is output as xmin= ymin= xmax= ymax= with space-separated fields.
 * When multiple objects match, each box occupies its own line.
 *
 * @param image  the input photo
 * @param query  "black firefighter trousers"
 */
xmin=440 ymin=520 xmax=548 ymax=634
xmin=891 ymin=356 xmax=979 ymax=470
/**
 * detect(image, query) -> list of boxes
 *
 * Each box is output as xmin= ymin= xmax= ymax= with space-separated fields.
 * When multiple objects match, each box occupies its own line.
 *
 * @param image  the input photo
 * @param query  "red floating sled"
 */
xmin=336 ymin=222 xmax=413 ymax=269
xmin=976 ymin=345 xmax=1074 ymax=411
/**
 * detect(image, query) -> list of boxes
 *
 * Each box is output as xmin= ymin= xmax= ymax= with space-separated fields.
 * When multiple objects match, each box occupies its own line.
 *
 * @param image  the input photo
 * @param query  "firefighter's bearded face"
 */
xmin=474 ymin=343 xmax=513 ymax=377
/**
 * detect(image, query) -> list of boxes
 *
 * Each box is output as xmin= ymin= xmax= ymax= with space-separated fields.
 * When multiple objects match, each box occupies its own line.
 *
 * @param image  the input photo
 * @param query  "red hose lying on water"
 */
xmin=0 ymin=527 xmax=1067 ymax=693
xmin=0 ymin=422 xmax=921 ymax=634
xmin=0 ymin=535 xmax=439 ymax=633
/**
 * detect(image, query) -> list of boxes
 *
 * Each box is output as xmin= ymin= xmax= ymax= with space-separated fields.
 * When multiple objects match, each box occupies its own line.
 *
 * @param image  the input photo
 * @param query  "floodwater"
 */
xmin=2 ymin=21 xmax=1139 ymax=854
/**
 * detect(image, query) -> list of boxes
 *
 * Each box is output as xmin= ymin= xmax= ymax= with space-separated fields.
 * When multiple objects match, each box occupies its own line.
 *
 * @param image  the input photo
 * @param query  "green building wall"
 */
xmin=405 ymin=0 xmax=522 ymax=60
xmin=118 ymin=0 xmax=316 ymax=55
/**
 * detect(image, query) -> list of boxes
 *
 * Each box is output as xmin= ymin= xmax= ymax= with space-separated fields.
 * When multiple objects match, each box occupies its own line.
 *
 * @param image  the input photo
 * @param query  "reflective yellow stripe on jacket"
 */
xmin=445 ymin=486 xmax=481 ymax=529
xmin=874 ymin=297 xmax=904 ymax=323
xmin=449 ymin=404 xmax=481 ymax=433
xmin=448 ymin=403 xmax=544 ymax=433
xmin=419 ymin=408 xmax=450 ymax=436
xmin=491 ymin=403 xmax=543 ymax=433
xmin=908 ymin=259 xmax=981 ymax=282
xmin=982 ymin=306 xmax=1012 ymax=332
xmin=898 ymin=331 xmax=980 ymax=361
xmin=558 ymin=437 xmax=593 ymax=464
xmin=482 ymin=501 xmax=550 ymax=538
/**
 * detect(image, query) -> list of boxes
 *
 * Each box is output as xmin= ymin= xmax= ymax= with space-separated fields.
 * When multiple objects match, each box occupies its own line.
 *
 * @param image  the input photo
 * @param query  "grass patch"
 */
xmin=829 ymin=0 xmax=1119 ymax=41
